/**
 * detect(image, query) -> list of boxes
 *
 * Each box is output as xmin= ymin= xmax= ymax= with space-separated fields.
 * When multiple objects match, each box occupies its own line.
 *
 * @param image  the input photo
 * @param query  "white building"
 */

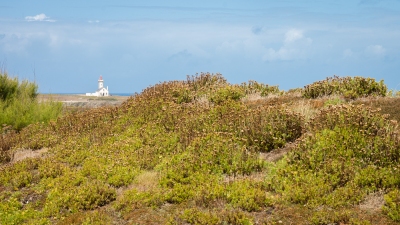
xmin=86 ymin=76 xmax=109 ymax=97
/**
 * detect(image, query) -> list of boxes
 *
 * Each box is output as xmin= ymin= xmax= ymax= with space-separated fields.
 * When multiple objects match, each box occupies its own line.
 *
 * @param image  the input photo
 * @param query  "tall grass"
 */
xmin=0 ymin=72 xmax=62 ymax=131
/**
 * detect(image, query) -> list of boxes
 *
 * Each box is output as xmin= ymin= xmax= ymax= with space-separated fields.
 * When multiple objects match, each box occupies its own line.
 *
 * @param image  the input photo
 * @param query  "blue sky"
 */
xmin=1 ymin=0 xmax=400 ymax=93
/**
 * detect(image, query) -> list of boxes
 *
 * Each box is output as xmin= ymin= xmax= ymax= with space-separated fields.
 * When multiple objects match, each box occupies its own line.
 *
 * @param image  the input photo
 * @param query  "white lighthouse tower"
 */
xmin=86 ymin=75 xmax=109 ymax=97
xmin=98 ymin=76 xmax=104 ymax=89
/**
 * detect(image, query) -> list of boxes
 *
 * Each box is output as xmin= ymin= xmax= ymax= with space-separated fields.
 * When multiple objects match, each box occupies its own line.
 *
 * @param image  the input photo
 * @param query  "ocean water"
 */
xmin=111 ymin=93 xmax=134 ymax=96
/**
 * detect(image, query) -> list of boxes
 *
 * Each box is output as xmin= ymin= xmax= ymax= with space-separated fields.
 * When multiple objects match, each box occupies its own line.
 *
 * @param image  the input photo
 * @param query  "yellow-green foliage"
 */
xmin=383 ymin=189 xmax=400 ymax=221
xmin=0 ymin=72 xmax=37 ymax=101
xmin=269 ymin=105 xmax=400 ymax=209
xmin=0 ymin=72 xmax=62 ymax=131
xmin=303 ymin=75 xmax=387 ymax=99
xmin=43 ymin=176 xmax=116 ymax=216
xmin=239 ymin=80 xmax=280 ymax=96
xmin=209 ymin=85 xmax=245 ymax=104
xmin=177 ymin=208 xmax=253 ymax=225
xmin=0 ymin=73 xmax=398 ymax=224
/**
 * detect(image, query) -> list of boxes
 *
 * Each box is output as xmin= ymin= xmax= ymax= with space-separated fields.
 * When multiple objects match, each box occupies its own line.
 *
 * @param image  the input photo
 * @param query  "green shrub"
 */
xmin=383 ymin=189 xmax=400 ymax=221
xmin=270 ymin=105 xmax=400 ymax=210
xmin=0 ymin=72 xmax=37 ymax=102
xmin=0 ymin=72 xmax=62 ymax=131
xmin=172 ymin=87 xmax=193 ymax=104
xmin=114 ymin=189 xmax=164 ymax=214
xmin=57 ymin=210 xmax=112 ymax=225
xmin=303 ymin=76 xmax=387 ymax=99
xmin=324 ymin=97 xmax=345 ymax=106
xmin=209 ymin=85 xmax=245 ymax=104
xmin=310 ymin=208 xmax=353 ymax=225
xmin=38 ymin=158 xmax=67 ymax=179
xmin=0 ymin=158 xmax=39 ymax=189
xmin=239 ymin=106 xmax=304 ymax=152
xmin=43 ymin=176 xmax=116 ymax=217
xmin=159 ymin=134 xmax=263 ymax=181
xmin=186 ymin=72 xmax=227 ymax=92
xmin=225 ymin=180 xmax=274 ymax=212
xmin=180 ymin=209 xmax=221 ymax=225
xmin=81 ymin=157 xmax=137 ymax=187
xmin=0 ymin=196 xmax=45 ymax=225
xmin=240 ymin=80 xmax=280 ymax=96
xmin=176 ymin=208 xmax=253 ymax=225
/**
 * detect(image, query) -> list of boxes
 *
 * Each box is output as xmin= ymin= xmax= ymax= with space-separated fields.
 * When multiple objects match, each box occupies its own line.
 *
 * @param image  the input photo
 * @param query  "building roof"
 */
xmin=96 ymin=87 xmax=108 ymax=92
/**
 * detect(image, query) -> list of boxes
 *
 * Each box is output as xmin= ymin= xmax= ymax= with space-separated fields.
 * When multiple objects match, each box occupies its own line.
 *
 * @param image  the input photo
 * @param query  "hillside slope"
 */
xmin=0 ymin=73 xmax=399 ymax=224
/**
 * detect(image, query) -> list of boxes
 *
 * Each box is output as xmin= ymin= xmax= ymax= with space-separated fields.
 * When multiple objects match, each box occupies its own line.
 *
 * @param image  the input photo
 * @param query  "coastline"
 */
xmin=38 ymin=93 xmax=131 ymax=108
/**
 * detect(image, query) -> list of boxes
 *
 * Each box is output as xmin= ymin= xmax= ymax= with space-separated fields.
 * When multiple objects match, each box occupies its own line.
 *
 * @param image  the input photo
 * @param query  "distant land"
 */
xmin=40 ymin=93 xmax=134 ymax=96
xmin=38 ymin=93 xmax=131 ymax=108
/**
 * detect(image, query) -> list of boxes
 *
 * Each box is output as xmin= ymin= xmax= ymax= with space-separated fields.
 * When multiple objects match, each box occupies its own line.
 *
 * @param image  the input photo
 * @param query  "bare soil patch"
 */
xmin=259 ymin=142 xmax=295 ymax=162
xmin=359 ymin=191 xmax=385 ymax=212
xmin=12 ymin=148 xmax=49 ymax=163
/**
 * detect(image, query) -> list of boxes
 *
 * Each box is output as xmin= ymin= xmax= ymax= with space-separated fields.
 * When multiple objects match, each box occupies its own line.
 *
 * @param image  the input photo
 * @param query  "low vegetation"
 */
xmin=303 ymin=75 xmax=387 ymax=99
xmin=0 ymin=73 xmax=399 ymax=224
xmin=0 ymin=72 xmax=62 ymax=131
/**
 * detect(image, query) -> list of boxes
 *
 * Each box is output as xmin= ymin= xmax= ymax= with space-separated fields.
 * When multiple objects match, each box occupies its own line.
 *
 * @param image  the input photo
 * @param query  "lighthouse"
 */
xmin=86 ymin=75 xmax=109 ymax=97
xmin=98 ymin=76 xmax=104 ymax=89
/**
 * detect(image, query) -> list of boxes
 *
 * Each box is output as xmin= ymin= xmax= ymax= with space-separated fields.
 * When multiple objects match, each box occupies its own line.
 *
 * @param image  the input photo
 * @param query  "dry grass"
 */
xmin=241 ymin=92 xmax=280 ymax=103
xmin=353 ymin=96 xmax=400 ymax=122
xmin=288 ymin=99 xmax=317 ymax=123
xmin=131 ymin=170 xmax=160 ymax=192
xmin=359 ymin=191 xmax=385 ymax=212
xmin=11 ymin=148 xmax=48 ymax=163
xmin=194 ymin=95 xmax=211 ymax=108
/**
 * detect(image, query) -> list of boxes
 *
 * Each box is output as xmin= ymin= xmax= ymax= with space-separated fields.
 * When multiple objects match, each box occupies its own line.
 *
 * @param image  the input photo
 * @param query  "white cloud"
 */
xmin=88 ymin=20 xmax=100 ymax=23
xmin=365 ymin=45 xmax=386 ymax=57
xmin=216 ymin=40 xmax=242 ymax=53
xmin=284 ymin=29 xmax=303 ymax=43
xmin=263 ymin=29 xmax=312 ymax=61
xmin=263 ymin=48 xmax=299 ymax=61
xmin=25 ymin=14 xmax=55 ymax=22
xmin=343 ymin=49 xmax=354 ymax=58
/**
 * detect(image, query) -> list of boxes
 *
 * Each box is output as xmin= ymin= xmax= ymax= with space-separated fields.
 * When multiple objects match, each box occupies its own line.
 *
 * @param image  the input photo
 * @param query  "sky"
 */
xmin=1 ymin=0 xmax=400 ymax=94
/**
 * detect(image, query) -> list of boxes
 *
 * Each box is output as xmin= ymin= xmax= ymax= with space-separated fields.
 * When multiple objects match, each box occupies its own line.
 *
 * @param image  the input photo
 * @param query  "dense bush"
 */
xmin=383 ymin=189 xmax=400 ymax=221
xmin=209 ymin=85 xmax=245 ymax=104
xmin=239 ymin=80 xmax=280 ymax=96
xmin=177 ymin=208 xmax=253 ymax=225
xmin=238 ymin=105 xmax=304 ymax=152
xmin=43 ymin=177 xmax=116 ymax=216
xmin=0 ymin=73 xmax=37 ymax=101
xmin=303 ymin=75 xmax=387 ymax=99
xmin=269 ymin=105 xmax=400 ymax=211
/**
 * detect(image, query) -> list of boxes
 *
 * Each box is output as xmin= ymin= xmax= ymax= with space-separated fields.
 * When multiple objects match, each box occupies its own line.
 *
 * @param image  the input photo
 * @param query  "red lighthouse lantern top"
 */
xmin=99 ymin=75 xmax=103 ymax=80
